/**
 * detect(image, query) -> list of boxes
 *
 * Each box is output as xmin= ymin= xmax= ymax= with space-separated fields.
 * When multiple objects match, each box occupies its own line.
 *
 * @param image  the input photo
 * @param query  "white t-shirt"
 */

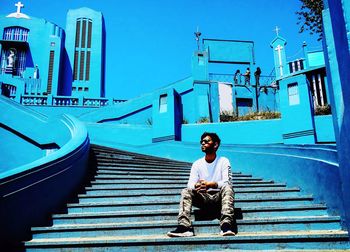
xmin=187 ymin=156 xmax=231 ymax=189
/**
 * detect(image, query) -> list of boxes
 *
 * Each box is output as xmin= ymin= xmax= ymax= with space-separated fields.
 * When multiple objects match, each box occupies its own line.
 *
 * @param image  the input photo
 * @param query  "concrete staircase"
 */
xmin=25 ymin=144 xmax=350 ymax=251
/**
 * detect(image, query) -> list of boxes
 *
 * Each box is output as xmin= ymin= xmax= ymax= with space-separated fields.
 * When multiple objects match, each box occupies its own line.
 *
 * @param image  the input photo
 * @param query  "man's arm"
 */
xmin=187 ymin=164 xmax=199 ymax=189
xmin=216 ymin=158 xmax=231 ymax=188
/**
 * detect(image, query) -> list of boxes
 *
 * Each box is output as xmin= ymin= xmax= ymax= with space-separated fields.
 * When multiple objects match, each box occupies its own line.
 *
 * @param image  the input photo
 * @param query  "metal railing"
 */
xmin=209 ymin=73 xmax=276 ymax=86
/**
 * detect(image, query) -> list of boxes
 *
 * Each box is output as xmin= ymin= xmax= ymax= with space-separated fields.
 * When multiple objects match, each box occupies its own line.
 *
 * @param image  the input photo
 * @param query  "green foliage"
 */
xmin=182 ymin=118 xmax=189 ymax=124
xmin=220 ymin=110 xmax=237 ymax=122
xmin=315 ymin=104 xmax=331 ymax=115
xmin=146 ymin=118 xmax=152 ymax=125
xmin=197 ymin=117 xmax=210 ymax=124
xmin=220 ymin=110 xmax=281 ymax=122
xmin=296 ymin=0 xmax=324 ymax=41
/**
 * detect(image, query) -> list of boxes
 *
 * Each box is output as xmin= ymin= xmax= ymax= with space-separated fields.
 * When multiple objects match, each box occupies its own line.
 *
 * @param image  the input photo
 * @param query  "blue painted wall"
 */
xmin=279 ymin=74 xmax=315 ymax=144
xmin=182 ymin=119 xmax=282 ymax=144
xmin=87 ymin=123 xmax=152 ymax=146
xmin=323 ymin=0 xmax=350 ymax=231
xmin=314 ymin=115 xmax=336 ymax=143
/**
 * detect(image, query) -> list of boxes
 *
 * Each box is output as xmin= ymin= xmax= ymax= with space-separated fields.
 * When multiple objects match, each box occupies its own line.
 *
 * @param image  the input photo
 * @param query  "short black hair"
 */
xmin=201 ymin=132 xmax=221 ymax=146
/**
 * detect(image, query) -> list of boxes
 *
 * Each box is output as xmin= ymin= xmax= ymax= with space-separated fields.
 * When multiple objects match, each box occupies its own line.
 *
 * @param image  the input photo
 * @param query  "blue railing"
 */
xmin=20 ymin=94 xmax=127 ymax=107
xmin=209 ymin=73 xmax=276 ymax=86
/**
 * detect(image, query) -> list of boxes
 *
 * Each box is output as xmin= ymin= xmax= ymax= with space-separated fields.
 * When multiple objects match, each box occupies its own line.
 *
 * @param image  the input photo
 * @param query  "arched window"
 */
xmin=3 ymin=26 xmax=29 ymax=41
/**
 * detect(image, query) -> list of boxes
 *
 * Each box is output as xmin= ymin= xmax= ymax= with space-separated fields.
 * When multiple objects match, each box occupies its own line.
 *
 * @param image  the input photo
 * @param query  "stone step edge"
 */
xmin=83 ymin=187 xmax=301 ymax=193
xmin=96 ymin=164 xmax=191 ymax=170
xmin=91 ymin=147 xmax=190 ymax=164
xmin=53 ymin=204 xmax=327 ymax=219
xmin=93 ymin=177 xmax=267 ymax=183
xmin=25 ymin=230 xmax=350 ymax=247
xmin=77 ymin=194 xmax=314 ymax=202
xmin=32 ymin=216 xmax=342 ymax=232
xmin=69 ymin=196 xmax=314 ymax=208
xmin=90 ymin=181 xmax=286 ymax=187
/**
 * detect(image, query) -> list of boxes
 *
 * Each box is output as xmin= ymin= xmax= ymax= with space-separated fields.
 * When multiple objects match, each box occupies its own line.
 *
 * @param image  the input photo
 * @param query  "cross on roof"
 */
xmin=274 ymin=26 xmax=280 ymax=36
xmin=15 ymin=1 xmax=24 ymax=14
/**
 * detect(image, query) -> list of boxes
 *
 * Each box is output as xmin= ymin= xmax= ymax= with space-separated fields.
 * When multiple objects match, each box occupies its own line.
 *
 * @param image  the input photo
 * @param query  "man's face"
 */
xmin=200 ymin=136 xmax=216 ymax=153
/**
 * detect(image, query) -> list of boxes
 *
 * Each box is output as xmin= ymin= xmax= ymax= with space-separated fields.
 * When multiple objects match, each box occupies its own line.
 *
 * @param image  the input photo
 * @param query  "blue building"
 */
xmin=0 ymin=2 xmax=105 ymax=105
xmin=1 ymin=0 xmax=350 ymax=250
xmin=65 ymin=7 xmax=106 ymax=98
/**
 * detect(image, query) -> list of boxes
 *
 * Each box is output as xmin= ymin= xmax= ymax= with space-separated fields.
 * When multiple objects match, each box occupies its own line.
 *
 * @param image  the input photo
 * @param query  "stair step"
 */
xmin=67 ymin=195 xmax=311 ymax=213
xmin=93 ymin=149 xmax=189 ymax=164
xmin=96 ymin=169 xmax=262 ymax=181
xmin=52 ymin=205 xmax=329 ymax=225
xmin=97 ymin=163 xmax=191 ymax=170
xmin=25 ymin=230 xmax=350 ymax=251
xmin=91 ymin=179 xmax=286 ymax=189
xmin=90 ymin=181 xmax=286 ymax=189
xmin=93 ymin=175 xmax=262 ymax=182
xmin=77 ymin=194 xmax=315 ymax=206
xmin=97 ymin=158 xmax=191 ymax=166
xmin=83 ymin=187 xmax=301 ymax=198
xmin=31 ymin=216 xmax=342 ymax=239
xmin=97 ymin=166 xmax=190 ymax=173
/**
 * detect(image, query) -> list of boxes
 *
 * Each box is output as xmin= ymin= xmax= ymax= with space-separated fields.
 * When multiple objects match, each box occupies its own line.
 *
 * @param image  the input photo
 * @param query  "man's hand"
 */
xmin=195 ymin=179 xmax=218 ymax=193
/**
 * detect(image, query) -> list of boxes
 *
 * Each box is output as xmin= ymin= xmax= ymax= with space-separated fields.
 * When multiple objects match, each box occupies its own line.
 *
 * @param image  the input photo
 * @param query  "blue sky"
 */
xmin=1 ymin=0 xmax=322 ymax=99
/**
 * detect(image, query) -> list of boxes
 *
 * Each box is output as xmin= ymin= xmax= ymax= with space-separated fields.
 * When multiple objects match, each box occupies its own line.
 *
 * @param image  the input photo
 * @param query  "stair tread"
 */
xmin=25 ymin=230 xmax=350 ymax=246
xmin=32 ymin=216 xmax=342 ymax=231
xmin=54 ymin=204 xmax=327 ymax=218
xmin=85 ymin=186 xmax=299 ymax=192
xmin=77 ymin=194 xmax=314 ymax=201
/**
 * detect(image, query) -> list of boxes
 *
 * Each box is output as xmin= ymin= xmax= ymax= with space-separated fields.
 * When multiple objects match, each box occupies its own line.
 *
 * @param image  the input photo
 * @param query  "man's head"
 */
xmin=200 ymin=132 xmax=221 ymax=153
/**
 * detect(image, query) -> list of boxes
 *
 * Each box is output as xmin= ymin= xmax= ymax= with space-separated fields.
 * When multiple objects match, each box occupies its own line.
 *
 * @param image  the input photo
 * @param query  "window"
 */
xmin=288 ymin=83 xmax=300 ymax=106
xmin=79 ymin=51 xmax=85 ymax=80
xmin=309 ymin=71 xmax=327 ymax=107
xmin=75 ymin=21 xmax=81 ymax=47
xmin=235 ymin=98 xmax=253 ymax=116
xmin=289 ymin=59 xmax=304 ymax=74
xmin=159 ymin=94 xmax=168 ymax=113
xmin=78 ymin=87 xmax=83 ymax=91
xmin=47 ymin=51 xmax=55 ymax=94
xmin=73 ymin=18 xmax=92 ymax=82
xmin=3 ymin=26 xmax=29 ymax=41
xmin=84 ymin=87 xmax=89 ymax=91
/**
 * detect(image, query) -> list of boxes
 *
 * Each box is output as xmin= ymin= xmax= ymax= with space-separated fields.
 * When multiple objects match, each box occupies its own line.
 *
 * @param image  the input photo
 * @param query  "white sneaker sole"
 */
xmin=220 ymin=230 xmax=236 ymax=236
xmin=167 ymin=231 xmax=194 ymax=237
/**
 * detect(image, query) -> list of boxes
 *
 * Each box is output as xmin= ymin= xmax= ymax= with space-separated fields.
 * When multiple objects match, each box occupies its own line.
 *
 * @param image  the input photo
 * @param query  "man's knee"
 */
xmin=181 ymin=188 xmax=195 ymax=199
xmin=220 ymin=184 xmax=233 ymax=194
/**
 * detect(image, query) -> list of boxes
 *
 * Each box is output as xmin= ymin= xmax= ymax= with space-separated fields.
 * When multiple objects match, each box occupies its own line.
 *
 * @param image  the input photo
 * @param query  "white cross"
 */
xmin=15 ymin=1 xmax=24 ymax=15
xmin=274 ymin=26 xmax=280 ymax=36
xmin=275 ymin=44 xmax=284 ymax=77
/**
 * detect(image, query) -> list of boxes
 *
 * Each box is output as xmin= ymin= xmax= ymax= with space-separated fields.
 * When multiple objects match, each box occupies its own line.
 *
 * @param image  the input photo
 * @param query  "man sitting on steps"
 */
xmin=167 ymin=132 xmax=235 ymax=237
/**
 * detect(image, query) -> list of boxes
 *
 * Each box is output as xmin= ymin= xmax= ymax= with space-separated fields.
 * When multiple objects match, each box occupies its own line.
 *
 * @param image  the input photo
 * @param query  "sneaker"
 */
xmin=220 ymin=222 xmax=236 ymax=236
xmin=167 ymin=225 xmax=194 ymax=237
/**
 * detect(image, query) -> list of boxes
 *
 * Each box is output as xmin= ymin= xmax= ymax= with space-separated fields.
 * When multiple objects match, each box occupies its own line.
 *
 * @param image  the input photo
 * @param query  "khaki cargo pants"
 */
xmin=178 ymin=184 xmax=234 ymax=228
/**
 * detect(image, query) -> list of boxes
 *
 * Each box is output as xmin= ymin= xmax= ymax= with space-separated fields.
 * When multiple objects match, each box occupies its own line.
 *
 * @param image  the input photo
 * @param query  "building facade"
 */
xmin=0 ymin=2 xmax=105 ymax=103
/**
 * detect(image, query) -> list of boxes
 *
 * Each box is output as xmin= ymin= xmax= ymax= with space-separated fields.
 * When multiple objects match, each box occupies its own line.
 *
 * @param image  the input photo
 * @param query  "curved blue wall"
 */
xmin=0 ymin=96 xmax=91 ymax=247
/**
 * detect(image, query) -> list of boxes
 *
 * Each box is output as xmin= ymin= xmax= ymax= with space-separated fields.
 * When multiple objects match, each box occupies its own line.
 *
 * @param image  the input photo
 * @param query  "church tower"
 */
xmin=65 ymin=7 xmax=106 ymax=98
xmin=270 ymin=27 xmax=288 ymax=80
